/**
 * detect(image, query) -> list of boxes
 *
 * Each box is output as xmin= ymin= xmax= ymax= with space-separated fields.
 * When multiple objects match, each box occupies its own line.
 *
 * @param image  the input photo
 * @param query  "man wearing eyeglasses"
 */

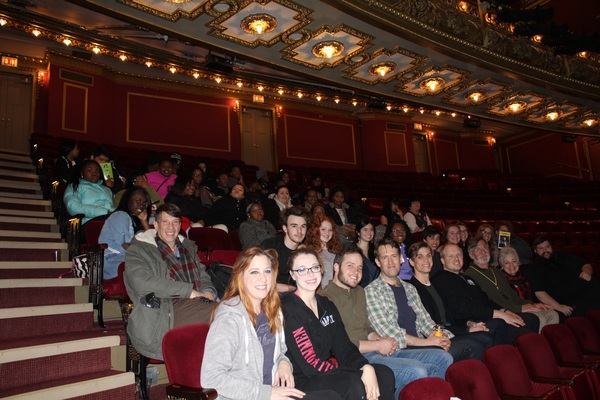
xmin=323 ymin=242 xmax=452 ymax=399
xmin=261 ymin=206 xmax=310 ymax=293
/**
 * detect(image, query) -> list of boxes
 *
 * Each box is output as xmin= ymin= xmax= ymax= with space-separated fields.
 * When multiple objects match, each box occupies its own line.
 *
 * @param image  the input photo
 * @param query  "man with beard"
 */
xmin=525 ymin=236 xmax=600 ymax=317
xmin=321 ymin=243 xmax=453 ymax=400
xmin=261 ymin=206 xmax=310 ymax=293
xmin=464 ymin=240 xmax=553 ymax=331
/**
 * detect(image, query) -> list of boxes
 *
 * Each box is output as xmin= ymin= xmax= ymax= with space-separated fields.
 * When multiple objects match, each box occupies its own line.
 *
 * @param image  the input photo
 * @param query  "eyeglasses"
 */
xmin=392 ymin=229 xmax=406 ymax=234
xmin=292 ymin=265 xmax=322 ymax=276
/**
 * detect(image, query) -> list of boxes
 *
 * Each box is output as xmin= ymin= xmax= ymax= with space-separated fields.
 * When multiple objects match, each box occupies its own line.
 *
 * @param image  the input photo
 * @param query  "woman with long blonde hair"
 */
xmin=202 ymin=247 xmax=339 ymax=400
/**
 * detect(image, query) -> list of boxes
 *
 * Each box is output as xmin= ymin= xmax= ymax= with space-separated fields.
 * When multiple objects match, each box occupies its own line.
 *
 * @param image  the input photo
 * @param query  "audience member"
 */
xmin=228 ymin=164 xmax=246 ymax=190
xmin=495 ymin=221 xmax=532 ymax=265
xmin=98 ymin=187 xmax=151 ymax=279
xmin=456 ymin=221 xmax=471 ymax=248
xmin=385 ymin=221 xmax=412 ymax=280
xmin=124 ymin=204 xmax=216 ymax=359
xmin=464 ymin=240 xmax=556 ymax=331
xmin=445 ymin=223 xmax=470 ymax=269
xmin=365 ymin=239 xmax=454 ymax=379
xmin=54 ymin=139 xmax=79 ymax=184
xmin=206 ymin=183 xmax=246 ymax=231
xmin=239 ymin=201 xmax=277 ymax=249
xmin=63 ymin=159 xmax=114 ymax=224
xmin=202 ymin=247 xmax=331 ymax=400
xmin=408 ymin=242 xmax=497 ymax=353
xmin=422 ymin=226 xmax=443 ymax=276
xmin=403 ymin=198 xmax=431 ymax=233
xmin=114 ymin=173 xmax=163 ymax=211
xmin=264 ymin=185 xmax=292 ymax=229
xmin=311 ymin=203 xmax=325 ymax=218
xmin=90 ymin=145 xmax=125 ymax=193
xmin=355 ymin=217 xmax=379 ymax=288
xmin=310 ymin=173 xmax=326 ymax=199
xmin=170 ymin=152 xmax=182 ymax=174
xmin=325 ymin=186 xmax=358 ymax=243
xmin=282 ymin=248 xmax=395 ymax=400
xmin=301 ymin=188 xmax=320 ymax=211
xmin=213 ymin=172 xmax=230 ymax=198
xmin=165 ymin=174 xmax=207 ymax=225
xmin=432 ymin=243 xmax=536 ymax=344
xmin=146 ymin=158 xmax=177 ymax=199
xmin=261 ymin=206 xmax=310 ymax=293
xmin=190 ymin=167 xmax=215 ymax=209
xmin=322 ymin=244 xmax=450 ymax=399
xmin=526 ymin=236 xmax=600 ymax=317
xmin=304 ymin=214 xmax=343 ymax=288
xmin=476 ymin=223 xmax=498 ymax=266
xmin=380 ymin=198 xmax=404 ymax=227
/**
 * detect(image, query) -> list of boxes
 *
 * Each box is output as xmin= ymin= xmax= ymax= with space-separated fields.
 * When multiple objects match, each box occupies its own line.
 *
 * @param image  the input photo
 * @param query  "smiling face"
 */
xmin=283 ymin=215 xmax=308 ymax=247
xmin=248 ymin=203 xmax=264 ymax=221
xmin=441 ymin=244 xmax=464 ymax=274
xmin=154 ymin=211 xmax=181 ymax=248
xmin=312 ymin=204 xmax=325 ymax=218
xmin=424 ymin=234 xmax=440 ymax=251
xmin=534 ymin=240 xmax=553 ymax=259
xmin=159 ymin=160 xmax=174 ymax=177
xmin=446 ymin=226 xmax=460 ymax=245
xmin=410 ymin=246 xmax=433 ymax=275
xmin=470 ymin=239 xmax=491 ymax=266
xmin=128 ymin=190 xmax=149 ymax=217
xmin=319 ymin=220 xmax=334 ymax=245
xmin=305 ymin=190 xmax=318 ymax=206
xmin=191 ymin=168 xmax=203 ymax=185
xmin=81 ymin=162 xmax=101 ymax=184
xmin=184 ymin=180 xmax=196 ymax=196
xmin=375 ymin=244 xmax=402 ymax=284
xmin=480 ymin=227 xmax=493 ymax=242
xmin=390 ymin=223 xmax=406 ymax=244
xmin=458 ymin=224 xmax=469 ymax=242
xmin=358 ymin=223 xmax=374 ymax=242
xmin=501 ymin=253 xmax=520 ymax=276
xmin=290 ymin=253 xmax=322 ymax=294
xmin=334 ymin=252 xmax=363 ymax=290
xmin=275 ymin=187 xmax=290 ymax=204
xmin=243 ymin=254 xmax=273 ymax=313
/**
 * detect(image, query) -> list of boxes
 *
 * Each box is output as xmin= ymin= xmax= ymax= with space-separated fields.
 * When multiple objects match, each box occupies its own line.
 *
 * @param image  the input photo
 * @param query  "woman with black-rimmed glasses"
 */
xmin=281 ymin=248 xmax=395 ymax=400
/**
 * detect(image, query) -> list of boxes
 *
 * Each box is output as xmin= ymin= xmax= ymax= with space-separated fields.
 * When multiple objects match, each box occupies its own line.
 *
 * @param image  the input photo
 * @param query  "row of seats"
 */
xmin=401 ymin=312 xmax=600 ymax=400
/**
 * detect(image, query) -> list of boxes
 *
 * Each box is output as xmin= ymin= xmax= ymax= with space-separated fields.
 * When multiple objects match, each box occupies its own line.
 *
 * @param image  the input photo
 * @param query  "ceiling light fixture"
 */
xmin=451 ymin=112 xmax=457 ymax=117
xmin=278 ymin=89 xmax=284 ymax=95
xmin=236 ymin=82 xmax=243 ymax=88
xmin=465 ymin=90 xmax=487 ymax=102
xmin=193 ymin=72 xmax=199 ymax=79
xmin=386 ymin=105 xmax=392 ymax=111
xmin=312 ymin=40 xmax=344 ymax=59
xmin=582 ymin=118 xmax=597 ymax=127
xmin=32 ymin=29 xmax=40 ymax=37
xmin=420 ymin=109 xmax=425 ymax=114
xmin=403 ymin=107 xmax=409 ymax=113
xmin=435 ymin=111 xmax=441 ymax=116
xmin=0 ymin=18 xmax=7 ymax=26
xmin=63 ymin=38 xmax=72 ymax=46
xmin=92 ymin=46 xmax=100 ymax=54
xmin=215 ymin=77 xmax=222 ymax=83
xmin=419 ymin=77 xmax=445 ymax=92
xmin=544 ymin=110 xmax=561 ymax=121
xmin=297 ymin=92 xmax=303 ymax=98
xmin=335 ymin=98 xmax=340 ymax=104
xmin=145 ymin=61 xmax=152 ymax=67
xmin=368 ymin=61 xmax=397 ymax=77
xmin=170 ymin=67 xmax=176 ymax=74
xmin=164 ymin=0 xmax=192 ymax=3
xmin=458 ymin=1 xmax=469 ymax=12
xmin=257 ymin=85 xmax=264 ymax=92
xmin=316 ymin=95 xmax=322 ymax=101
xmin=119 ymin=54 xmax=127 ymax=61
xmin=505 ymin=101 xmax=526 ymax=113
xmin=241 ymin=13 xmax=277 ymax=35
xmin=352 ymin=101 xmax=358 ymax=106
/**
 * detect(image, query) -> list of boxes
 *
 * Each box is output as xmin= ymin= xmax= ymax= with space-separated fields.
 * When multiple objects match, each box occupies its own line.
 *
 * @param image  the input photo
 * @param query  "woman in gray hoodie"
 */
xmin=202 ymin=247 xmax=340 ymax=400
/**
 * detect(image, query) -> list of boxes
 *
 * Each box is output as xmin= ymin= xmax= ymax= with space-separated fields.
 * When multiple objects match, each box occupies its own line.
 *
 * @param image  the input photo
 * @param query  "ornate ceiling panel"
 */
xmin=486 ymin=92 xmax=547 ymax=117
xmin=344 ymin=47 xmax=425 ymax=85
xmin=398 ymin=66 xmax=468 ymax=97
xmin=443 ymin=79 xmax=509 ymax=108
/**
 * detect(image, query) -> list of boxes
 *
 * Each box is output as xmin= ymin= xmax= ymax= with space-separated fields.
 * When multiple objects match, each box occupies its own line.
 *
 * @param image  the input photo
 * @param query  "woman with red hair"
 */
xmin=304 ymin=214 xmax=343 ymax=288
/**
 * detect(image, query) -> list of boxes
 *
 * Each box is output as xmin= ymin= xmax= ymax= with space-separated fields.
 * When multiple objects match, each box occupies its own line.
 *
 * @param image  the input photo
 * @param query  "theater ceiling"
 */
xmin=0 ymin=0 xmax=599 ymax=139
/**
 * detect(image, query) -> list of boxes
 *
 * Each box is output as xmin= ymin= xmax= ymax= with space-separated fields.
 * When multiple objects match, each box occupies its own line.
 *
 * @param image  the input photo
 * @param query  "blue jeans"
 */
xmin=364 ymin=347 xmax=453 ymax=399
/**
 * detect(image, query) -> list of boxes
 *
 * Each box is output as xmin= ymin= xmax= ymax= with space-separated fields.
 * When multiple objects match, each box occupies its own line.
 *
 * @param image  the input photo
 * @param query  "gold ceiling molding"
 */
xmin=343 ymin=47 xmax=425 ymax=85
xmin=330 ymin=0 xmax=600 ymax=97
xmin=207 ymin=0 xmax=312 ymax=48
xmin=281 ymin=24 xmax=374 ymax=69
xmin=116 ymin=0 xmax=208 ymax=21
xmin=526 ymin=102 xmax=580 ymax=124
xmin=396 ymin=65 xmax=468 ymax=97
xmin=442 ymin=78 xmax=509 ymax=108
xmin=486 ymin=91 xmax=548 ymax=117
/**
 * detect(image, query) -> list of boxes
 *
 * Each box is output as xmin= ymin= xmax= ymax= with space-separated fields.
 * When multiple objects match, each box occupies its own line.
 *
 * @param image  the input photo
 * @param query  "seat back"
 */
xmin=162 ymin=324 xmax=210 ymax=388
xmin=514 ymin=333 xmax=562 ymax=378
xmin=188 ymin=227 xmax=233 ymax=251
xmin=483 ymin=344 xmax=535 ymax=396
xmin=586 ymin=310 xmax=600 ymax=337
xmin=565 ymin=316 xmax=600 ymax=355
xmin=542 ymin=323 xmax=584 ymax=363
xmin=399 ymin=377 xmax=454 ymax=400
xmin=198 ymin=250 xmax=241 ymax=266
xmin=446 ymin=359 xmax=499 ymax=400
xmin=84 ymin=219 xmax=105 ymax=247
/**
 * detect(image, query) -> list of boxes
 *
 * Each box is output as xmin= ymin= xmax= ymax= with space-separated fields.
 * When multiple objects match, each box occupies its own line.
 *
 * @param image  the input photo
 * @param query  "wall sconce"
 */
xmin=504 ymin=101 xmax=526 ymax=113
xmin=368 ymin=61 xmax=397 ymax=77
xmin=488 ymin=137 xmax=496 ymax=145
xmin=419 ymin=77 xmax=445 ymax=92
xmin=428 ymin=131 xmax=435 ymax=140
xmin=312 ymin=41 xmax=344 ymax=59
xmin=240 ymin=13 xmax=277 ymax=35
xmin=233 ymin=100 xmax=240 ymax=113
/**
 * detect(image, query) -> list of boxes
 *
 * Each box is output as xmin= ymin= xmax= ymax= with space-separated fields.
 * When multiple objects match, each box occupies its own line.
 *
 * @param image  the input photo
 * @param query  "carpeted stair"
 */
xmin=0 ymin=149 xmax=135 ymax=399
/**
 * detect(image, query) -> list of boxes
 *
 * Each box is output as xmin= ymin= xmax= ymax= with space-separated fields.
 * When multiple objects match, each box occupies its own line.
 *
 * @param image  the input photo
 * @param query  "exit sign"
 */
xmin=253 ymin=94 xmax=265 ymax=103
xmin=2 ymin=56 xmax=18 ymax=67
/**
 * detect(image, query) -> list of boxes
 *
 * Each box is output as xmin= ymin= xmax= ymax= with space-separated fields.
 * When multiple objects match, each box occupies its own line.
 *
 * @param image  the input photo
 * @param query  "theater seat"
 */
xmin=446 ymin=359 xmax=500 ymax=400
xmin=399 ymin=377 xmax=454 ymax=400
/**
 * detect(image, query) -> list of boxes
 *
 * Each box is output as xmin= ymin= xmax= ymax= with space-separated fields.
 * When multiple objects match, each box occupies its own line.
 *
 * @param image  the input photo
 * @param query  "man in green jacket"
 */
xmin=124 ymin=203 xmax=216 ymax=360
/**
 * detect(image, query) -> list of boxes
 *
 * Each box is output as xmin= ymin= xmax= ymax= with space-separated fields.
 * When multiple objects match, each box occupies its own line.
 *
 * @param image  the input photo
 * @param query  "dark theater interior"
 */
xmin=1 ymin=0 xmax=600 ymax=399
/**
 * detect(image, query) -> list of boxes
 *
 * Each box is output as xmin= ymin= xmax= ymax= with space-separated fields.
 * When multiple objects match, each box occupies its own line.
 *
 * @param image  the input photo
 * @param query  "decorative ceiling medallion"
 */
xmin=397 ymin=66 xmax=466 ymax=97
xmin=116 ymin=0 xmax=207 ymax=21
xmin=486 ymin=92 xmax=546 ymax=116
xmin=443 ymin=80 xmax=508 ymax=107
xmin=526 ymin=102 xmax=580 ymax=124
xmin=312 ymin=41 xmax=345 ymax=59
xmin=240 ymin=13 xmax=277 ymax=35
xmin=344 ymin=47 xmax=424 ymax=85
xmin=282 ymin=24 xmax=373 ymax=69
xmin=207 ymin=0 xmax=312 ymax=48
xmin=562 ymin=113 xmax=600 ymax=131
xmin=368 ymin=61 xmax=396 ymax=77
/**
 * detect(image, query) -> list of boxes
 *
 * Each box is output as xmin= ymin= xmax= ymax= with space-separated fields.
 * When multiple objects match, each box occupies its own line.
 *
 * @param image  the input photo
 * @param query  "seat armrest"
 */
xmin=532 ymin=376 xmax=574 ymax=386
